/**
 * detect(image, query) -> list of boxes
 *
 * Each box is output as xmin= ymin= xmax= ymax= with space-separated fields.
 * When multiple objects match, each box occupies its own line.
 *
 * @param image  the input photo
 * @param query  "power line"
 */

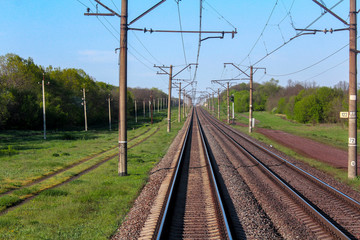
xmin=128 ymin=50 xmax=157 ymax=72
xmin=240 ymin=0 xmax=279 ymax=65
xmin=77 ymin=0 xmax=159 ymax=73
xmin=203 ymin=0 xmax=237 ymax=29
xmin=303 ymin=58 xmax=348 ymax=82
xmin=75 ymin=0 xmax=88 ymax=8
xmin=131 ymin=31 xmax=162 ymax=64
xmin=110 ymin=0 xmax=121 ymax=13
xmin=176 ymin=1 xmax=188 ymax=66
xmin=267 ymin=43 xmax=348 ymax=77
xmin=239 ymin=0 xmax=344 ymax=69
xmin=193 ymin=0 xmax=203 ymax=83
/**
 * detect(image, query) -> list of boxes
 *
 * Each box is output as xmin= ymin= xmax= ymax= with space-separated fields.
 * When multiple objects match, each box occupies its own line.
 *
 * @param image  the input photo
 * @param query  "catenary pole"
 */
xmin=134 ymin=99 xmax=137 ymax=123
xmin=217 ymin=88 xmax=220 ymax=119
xmin=42 ymin=73 xmax=46 ymax=140
xmin=167 ymin=65 xmax=173 ymax=132
xmin=118 ymin=0 xmax=128 ymax=176
xmin=178 ymin=82 xmax=181 ymax=122
xmin=227 ymin=82 xmax=230 ymax=124
xmin=108 ymin=96 xmax=112 ymax=130
xmin=82 ymin=87 xmax=88 ymax=132
xmin=249 ymin=66 xmax=253 ymax=133
xmin=348 ymin=0 xmax=357 ymax=179
xmin=143 ymin=100 xmax=146 ymax=118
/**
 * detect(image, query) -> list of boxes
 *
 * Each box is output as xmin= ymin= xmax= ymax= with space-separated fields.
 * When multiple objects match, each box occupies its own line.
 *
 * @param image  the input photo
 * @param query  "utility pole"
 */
xmin=155 ymin=64 xmax=196 ymax=131
xmin=143 ymin=100 xmax=146 ymax=118
xmin=249 ymin=66 xmax=253 ymax=132
xmin=231 ymin=94 xmax=235 ymax=123
xmin=227 ymin=82 xmax=230 ymax=124
xmin=40 ymin=73 xmax=47 ymax=140
xmin=108 ymin=95 xmax=112 ymax=130
xmin=224 ymin=63 xmax=265 ymax=132
xmin=308 ymin=0 xmax=358 ymax=178
xmin=183 ymin=89 xmax=185 ymax=118
xmin=85 ymin=0 xmax=236 ymax=176
xmin=207 ymin=87 xmax=217 ymax=115
xmin=167 ymin=66 xmax=173 ymax=132
xmin=118 ymin=0 xmax=128 ymax=176
xmin=134 ymin=99 xmax=137 ymax=123
xmin=218 ymin=88 xmax=220 ymax=119
xmin=149 ymin=99 xmax=151 ymax=118
xmin=150 ymin=92 xmax=153 ymax=124
xmin=348 ymin=0 xmax=357 ymax=179
xmin=178 ymin=82 xmax=181 ymax=122
xmin=81 ymin=87 xmax=88 ymax=132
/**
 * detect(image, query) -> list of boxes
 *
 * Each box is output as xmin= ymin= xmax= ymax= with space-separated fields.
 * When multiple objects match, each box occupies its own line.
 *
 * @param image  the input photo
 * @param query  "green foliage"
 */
xmin=293 ymin=94 xmax=321 ymax=123
xmin=0 ymin=54 xmax=150 ymax=130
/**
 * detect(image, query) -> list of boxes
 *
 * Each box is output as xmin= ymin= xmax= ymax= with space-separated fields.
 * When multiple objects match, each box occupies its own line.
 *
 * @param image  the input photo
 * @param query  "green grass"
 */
xmin=0 ymin=109 xmax=170 ymax=194
xmin=0 ymin=108 xmax=187 ymax=239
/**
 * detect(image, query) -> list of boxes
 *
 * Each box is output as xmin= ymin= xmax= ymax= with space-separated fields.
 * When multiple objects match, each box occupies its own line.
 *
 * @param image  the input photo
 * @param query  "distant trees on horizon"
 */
xmin=0 ymin=53 xmax=167 ymax=130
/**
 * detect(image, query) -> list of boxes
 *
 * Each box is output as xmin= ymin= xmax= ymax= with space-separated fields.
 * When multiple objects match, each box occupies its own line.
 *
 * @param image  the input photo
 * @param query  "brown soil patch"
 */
xmin=257 ymin=128 xmax=360 ymax=171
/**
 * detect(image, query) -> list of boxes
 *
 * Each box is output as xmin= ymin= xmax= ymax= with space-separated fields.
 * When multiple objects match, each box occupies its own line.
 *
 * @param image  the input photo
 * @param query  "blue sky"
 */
xmin=0 ymin=0 xmax=355 ymax=96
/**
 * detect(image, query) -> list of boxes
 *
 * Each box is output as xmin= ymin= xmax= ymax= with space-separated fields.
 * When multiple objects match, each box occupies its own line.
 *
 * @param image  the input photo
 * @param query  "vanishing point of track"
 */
xmin=140 ymin=108 xmax=233 ymax=239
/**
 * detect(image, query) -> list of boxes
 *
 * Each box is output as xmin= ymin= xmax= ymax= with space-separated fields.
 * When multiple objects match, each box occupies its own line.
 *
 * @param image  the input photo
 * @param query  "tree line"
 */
xmin=0 ymin=54 xmax=168 ymax=130
xmin=216 ymin=78 xmax=355 ymax=125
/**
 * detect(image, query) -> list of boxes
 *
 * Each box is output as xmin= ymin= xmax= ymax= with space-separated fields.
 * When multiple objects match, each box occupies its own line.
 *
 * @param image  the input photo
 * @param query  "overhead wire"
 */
xmin=203 ymin=0 xmax=237 ymax=29
xmin=238 ymin=0 xmax=344 ymax=73
xmin=176 ymin=1 xmax=188 ymax=66
xmin=192 ymin=0 xmax=203 ymax=84
xmin=266 ymin=43 xmax=348 ymax=77
xmin=76 ymin=0 xmax=158 ymax=72
xmin=131 ymin=31 xmax=162 ymax=65
xmin=240 ymin=0 xmax=279 ymax=65
xmin=110 ymin=0 xmax=121 ymax=13
xmin=304 ymin=58 xmax=348 ymax=82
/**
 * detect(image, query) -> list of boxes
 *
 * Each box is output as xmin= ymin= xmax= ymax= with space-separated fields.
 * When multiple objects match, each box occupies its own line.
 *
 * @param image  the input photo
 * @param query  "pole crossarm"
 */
xmin=312 ymin=0 xmax=349 ymax=26
xmin=173 ymin=63 xmax=198 ymax=78
xmin=182 ymin=81 xmax=193 ymax=89
xmin=224 ymin=63 xmax=250 ymax=77
xmin=154 ymin=65 xmax=170 ymax=75
xmin=88 ymin=0 xmax=121 ymax=17
xmin=206 ymin=87 xmax=217 ymax=93
xmin=84 ymin=13 xmax=116 ymax=16
xmin=128 ymin=27 xmax=237 ymax=38
xmin=129 ymin=0 xmax=167 ymax=26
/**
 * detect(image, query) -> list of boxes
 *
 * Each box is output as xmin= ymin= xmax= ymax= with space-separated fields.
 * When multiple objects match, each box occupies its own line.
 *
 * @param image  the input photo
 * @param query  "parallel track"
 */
xmin=198 ymin=107 xmax=360 ymax=239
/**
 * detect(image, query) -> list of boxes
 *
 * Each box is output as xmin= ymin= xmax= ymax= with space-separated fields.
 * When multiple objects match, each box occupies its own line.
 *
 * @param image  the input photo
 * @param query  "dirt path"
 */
xmin=256 ymin=128 xmax=360 ymax=171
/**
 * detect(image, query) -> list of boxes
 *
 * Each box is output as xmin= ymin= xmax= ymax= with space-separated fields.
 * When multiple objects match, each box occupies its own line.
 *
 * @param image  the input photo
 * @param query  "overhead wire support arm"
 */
xmin=173 ymin=63 xmax=198 ymax=78
xmin=312 ymin=0 xmax=349 ymax=26
xmin=128 ymin=28 xmax=237 ymax=38
xmin=92 ymin=0 xmax=121 ymax=17
xmin=129 ymin=0 xmax=167 ymax=26
xmin=84 ymin=13 xmax=116 ymax=16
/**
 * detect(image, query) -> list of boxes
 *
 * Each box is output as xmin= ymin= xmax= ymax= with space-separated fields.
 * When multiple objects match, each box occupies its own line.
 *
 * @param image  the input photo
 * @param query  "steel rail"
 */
xmin=155 ymin=109 xmax=194 ymax=240
xmin=204 ymin=109 xmax=360 ymax=209
xmin=198 ymin=108 xmax=351 ymax=239
xmin=196 ymin=109 xmax=233 ymax=240
xmin=156 ymin=108 xmax=233 ymax=239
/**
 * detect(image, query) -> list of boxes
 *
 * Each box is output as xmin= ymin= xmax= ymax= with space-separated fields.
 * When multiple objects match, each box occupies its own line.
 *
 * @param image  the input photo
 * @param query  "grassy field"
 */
xmin=235 ymin=111 xmax=349 ymax=150
xmin=210 ymin=109 xmax=360 ymax=188
xmin=0 ymin=108 xmax=186 ymax=239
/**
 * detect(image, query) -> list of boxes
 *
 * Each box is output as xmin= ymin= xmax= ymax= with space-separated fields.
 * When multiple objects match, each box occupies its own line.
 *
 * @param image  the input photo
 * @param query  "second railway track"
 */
xmin=198 ymin=107 xmax=360 ymax=239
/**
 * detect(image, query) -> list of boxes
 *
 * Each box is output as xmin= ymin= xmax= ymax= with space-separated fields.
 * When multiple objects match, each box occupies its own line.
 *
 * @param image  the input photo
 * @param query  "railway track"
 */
xmin=198 ymin=107 xmax=360 ymax=239
xmin=140 ymin=108 xmax=233 ymax=239
xmin=0 ymin=125 xmax=160 ymax=215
